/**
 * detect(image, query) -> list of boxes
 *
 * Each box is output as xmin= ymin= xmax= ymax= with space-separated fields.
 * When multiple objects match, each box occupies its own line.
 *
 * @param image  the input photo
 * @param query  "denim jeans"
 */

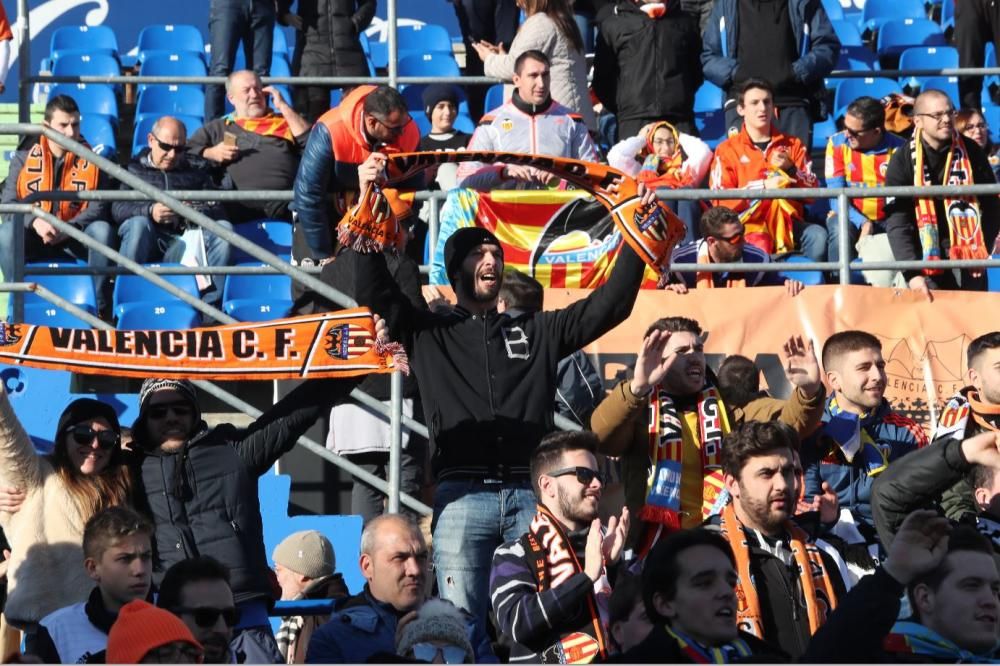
xmin=793 ymin=219 xmax=828 ymax=262
xmin=432 ymin=479 xmax=536 ymax=623
xmin=0 ymin=218 xmax=115 ymax=313
xmin=118 ymin=216 xmax=234 ymax=307
xmin=206 ymin=0 xmax=275 ymax=119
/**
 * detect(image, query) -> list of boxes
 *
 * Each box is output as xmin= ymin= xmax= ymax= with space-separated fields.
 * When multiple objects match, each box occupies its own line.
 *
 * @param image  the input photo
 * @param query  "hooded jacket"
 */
xmin=281 ymin=0 xmax=375 ymax=79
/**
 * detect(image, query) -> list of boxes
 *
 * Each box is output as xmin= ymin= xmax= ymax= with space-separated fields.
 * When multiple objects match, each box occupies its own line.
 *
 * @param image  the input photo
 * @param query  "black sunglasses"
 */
xmin=546 ymin=466 xmax=604 ymax=486
xmin=147 ymin=402 xmax=193 ymax=420
xmin=150 ymin=133 xmax=184 ymax=153
xmin=66 ymin=425 xmax=119 ymax=449
xmin=173 ymin=605 xmax=239 ymax=628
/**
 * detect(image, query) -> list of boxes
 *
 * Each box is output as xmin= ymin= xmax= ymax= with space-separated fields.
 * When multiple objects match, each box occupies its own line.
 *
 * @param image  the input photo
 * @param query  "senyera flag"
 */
xmin=0 ymin=310 xmax=407 ymax=381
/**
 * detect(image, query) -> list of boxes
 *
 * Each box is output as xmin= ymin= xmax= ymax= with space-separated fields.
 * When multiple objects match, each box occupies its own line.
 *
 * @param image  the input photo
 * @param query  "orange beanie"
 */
xmin=106 ymin=600 xmax=202 ymax=664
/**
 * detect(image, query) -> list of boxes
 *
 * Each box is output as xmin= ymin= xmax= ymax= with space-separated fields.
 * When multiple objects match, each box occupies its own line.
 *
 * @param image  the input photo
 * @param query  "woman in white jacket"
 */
xmin=471 ymin=0 xmax=597 ymax=133
xmin=608 ymin=121 xmax=713 ymax=242
xmin=0 ymin=389 xmax=132 ymax=638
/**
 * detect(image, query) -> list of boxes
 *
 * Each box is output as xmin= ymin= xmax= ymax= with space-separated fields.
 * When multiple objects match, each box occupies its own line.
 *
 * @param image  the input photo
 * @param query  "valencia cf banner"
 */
xmin=0 ymin=310 xmax=406 ymax=381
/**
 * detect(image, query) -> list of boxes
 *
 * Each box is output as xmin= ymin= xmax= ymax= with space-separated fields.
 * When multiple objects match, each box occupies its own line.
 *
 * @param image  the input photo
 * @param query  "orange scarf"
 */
xmin=636 ymin=122 xmax=691 ymax=189
xmin=227 ymin=112 xmax=294 ymax=142
xmin=717 ymin=503 xmax=838 ymax=640
xmin=695 ymin=241 xmax=746 ymax=289
xmin=338 ymin=184 xmax=415 ymax=255
xmin=738 ymin=169 xmax=798 ymax=256
xmin=16 ymin=135 xmax=99 ymax=221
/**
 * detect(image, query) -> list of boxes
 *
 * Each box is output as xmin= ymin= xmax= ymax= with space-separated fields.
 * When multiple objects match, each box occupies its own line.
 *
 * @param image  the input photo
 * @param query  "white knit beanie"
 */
xmin=396 ymin=599 xmax=473 ymax=661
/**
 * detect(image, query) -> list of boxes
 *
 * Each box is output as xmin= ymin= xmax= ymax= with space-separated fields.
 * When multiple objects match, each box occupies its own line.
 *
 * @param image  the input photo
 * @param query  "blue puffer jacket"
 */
xmin=801 ymin=396 xmax=927 ymax=530
xmin=305 ymin=588 xmax=498 ymax=663
xmin=700 ymin=0 xmax=840 ymax=94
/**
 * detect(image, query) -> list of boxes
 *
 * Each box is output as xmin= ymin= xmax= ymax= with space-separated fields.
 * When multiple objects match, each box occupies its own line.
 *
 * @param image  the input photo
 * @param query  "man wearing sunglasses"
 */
xmin=490 ymin=431 xmax=629 ymax=663
xmin=157 ymin=556 xmax=238 ymax=664
xmin=111 ymin=115 xmax=234 ymax=308
xmin=666 ymin=206 xmax=805 ymax=295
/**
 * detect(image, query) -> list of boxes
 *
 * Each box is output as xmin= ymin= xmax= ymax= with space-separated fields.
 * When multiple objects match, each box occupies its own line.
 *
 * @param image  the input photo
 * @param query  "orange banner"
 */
xmin=0 ymin=310 xmax=402 ymax=381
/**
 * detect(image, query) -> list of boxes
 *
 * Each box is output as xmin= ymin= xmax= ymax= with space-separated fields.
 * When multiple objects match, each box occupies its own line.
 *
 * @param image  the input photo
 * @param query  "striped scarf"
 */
xmin=663 ymin=626 xmax=754 ymax=664
xmin=16 ymin=135 xmax=99 ymax=220
xmin=637 ymin=122 xmax=691 ymax=189
xmin=912 ymin=130 xmax=988 ymax=276
xmin=738 ymin=168 xmax=799 ymax=256
xmin=225 ymin=112 xmax=294 ymax=142
xmin=717 ymin=503 xmax=838 ymax=641
xmin=884 ymin=621 xmax=1000 ymax=662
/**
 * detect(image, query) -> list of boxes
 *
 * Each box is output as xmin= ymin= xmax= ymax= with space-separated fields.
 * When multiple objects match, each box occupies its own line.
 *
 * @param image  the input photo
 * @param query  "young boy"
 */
xmin=32 ymin=506 xmax=154 ymax=663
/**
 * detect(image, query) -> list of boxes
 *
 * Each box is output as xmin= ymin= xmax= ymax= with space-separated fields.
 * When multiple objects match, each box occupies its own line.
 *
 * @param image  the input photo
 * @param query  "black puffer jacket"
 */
xmin=132 ymin=377 xmax=357 ymax=605
xmin=283 ymin=0 xmax=376 ymax=78
xmin=111 ymin=148 xmax=225 ymax=225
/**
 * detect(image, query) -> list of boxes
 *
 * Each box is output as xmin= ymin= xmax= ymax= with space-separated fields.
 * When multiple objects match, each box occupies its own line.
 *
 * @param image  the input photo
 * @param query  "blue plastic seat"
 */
xmin=232 ymin=220 xmax=293 ymax=263
xmin=812 ymin=117 xmax=838 ymax=152
xmin=112 ymin=264 xmax=200 ymax=318
xmin=52 ymin=53 xmax=120 ymax=79
xmin=918 ymin=76 xmax=960 ymax=103
xmin=484 ymin=83 xmax=506 ymax=113
xmin=833 ymin=77 xmax=902 ymax=119
xmin=859 ymin=0 xmax=927 ymax=34
xmin=23 ymin=303 xmax=96 ymax=328
xmin=222 ymin=265 xmax=293 ymax=322
xmin=988 ymin=254 xmax=1000 ymax=292
xmin=831 ymin=19 xmax=863 ymax=46
xmin=397 ymin=53 xmax=461 ymax=78
xmin=876 ymin=18 xmax=945 ymax=58
xmin=983 ymin=105 xmax=1000 ymax=145
xmin=837 ymin=45 xmax=878 ymax=72
xmin=132 ymin=114 xmax=203 ymax=156
xmin=330 ymin=88 xmax=344 ymax=108
xmin=822 ymin=0 xmax=845 ymax=20
xmin=777 ymin=254 xmax=825 ymax=285
xmin=272 ymin=25 xmax=291 ymax=59
xmin=695 ymin=109 xmax=727 ymax=149
xmin=138 ymin=53 xmax=207 ymax=93
xmin=368 ymin=40 xmax=388 ymax=70
xmin=694 ymin=82 xmax=724 ymax=113
xmin=941 ymin=0 xmax=955 ymax=31
xmin=137 ymin=24 xmax=205 ymax=61
xmin=454 ymin=113 xmax=475 ymax=134
xmin=898 ymin=46 xmax=959 ymax=89
xmin=80 ymin=114 xmax=117 ymax=158
xmin=49 ymin=25 xmax=119 ymax=60
xmin=136 ymin=85 xmax=205 ymax=118
xmin=23 ymin=263 xmax=97 ymax=310
xmin=49 ymin=83 xmax=118 ymax=121
xmin=117 ymin=302 xmax=201 ymax=330
xmin=397 ymin=23 xmax=453 ymax=54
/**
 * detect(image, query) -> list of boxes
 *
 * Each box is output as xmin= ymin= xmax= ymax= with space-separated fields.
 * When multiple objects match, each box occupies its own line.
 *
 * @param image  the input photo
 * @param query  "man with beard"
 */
xmin=706 ymin=421 xmax=846 ymax=659
xmin=157 ymin=557 xmax=238 ymax=664
xmin=349 ymin=197 xmax=652 ymax=626
xmin=801 ymin=331 xmax=926 ymax=541
xmin=590 ymin=316 xmax=825 ymax=551
xmin=489 ymin=431 xmax=629 ymax=662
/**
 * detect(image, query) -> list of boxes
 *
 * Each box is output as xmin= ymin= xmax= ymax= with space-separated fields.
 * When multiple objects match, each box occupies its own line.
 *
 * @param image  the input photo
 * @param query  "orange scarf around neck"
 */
xmin=16 ymin=135 xmax=99 ymax=220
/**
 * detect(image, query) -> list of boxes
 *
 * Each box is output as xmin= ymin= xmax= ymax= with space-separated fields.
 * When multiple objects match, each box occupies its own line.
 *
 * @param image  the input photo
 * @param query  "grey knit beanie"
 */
xmin=396 ymin=599 xmax=473 ymax=662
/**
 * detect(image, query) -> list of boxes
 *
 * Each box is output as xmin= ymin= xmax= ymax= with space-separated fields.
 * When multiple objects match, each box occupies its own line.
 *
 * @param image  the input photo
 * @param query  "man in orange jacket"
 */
xmin=709 ymin=78 xmax=826 ymax=261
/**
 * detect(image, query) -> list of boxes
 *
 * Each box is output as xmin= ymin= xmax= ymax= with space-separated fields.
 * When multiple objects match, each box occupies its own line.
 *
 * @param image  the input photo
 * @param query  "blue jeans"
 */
xmin=206 ymin=0 xmax=275 ymax=119
xmin=118 ymin=216 xmax=234 ymax=307
xmin=432 ymin=479 xmax=536 ymax=624
xmin=0 ymin=218 xmax=115 ymax=313
xmin=793 ymin=219 xmax=828 ymax=262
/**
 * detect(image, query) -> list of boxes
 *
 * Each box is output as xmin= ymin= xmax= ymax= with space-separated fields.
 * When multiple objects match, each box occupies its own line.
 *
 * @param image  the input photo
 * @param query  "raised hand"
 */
xmin=881 ymin=509 xmax=951 ymax=585
xmin=602 ymin=507 xmax=630 ymax=564
xmin=584 ymin=518 xmax=604 ymax=582
xmin=630 ymin=329 xmax=673 ymax=397
xmin=781 ymin=335 xmax=822 ymax=398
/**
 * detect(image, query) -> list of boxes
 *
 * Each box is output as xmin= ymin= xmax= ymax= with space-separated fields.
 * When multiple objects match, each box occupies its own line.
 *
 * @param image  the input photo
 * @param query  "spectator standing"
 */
xmin=885 ymin=89 xmax=1000 ymax=296
xmin=709 ymin=78 xmax=827 ymax=261
xmin=451 ymin=0 xmax=520 ymax=119
xmin=189 ymin=70 xmax=311 ymax=224
xmin=278 ymin=0 xmax=376 ymax=124
xmin=957 ymin=107 xmax=1000 ymax=181
xmin=205 ymin=0 xmax=276 ymax=120
xmin=0 ymin=391 xmax=131 ymax=638
xmin=456 ymin=50 xmax=599 ymax=191
xmin=31 ymin=507 xmax=153 ymax=664
xmin=305 ymin=515 xmax=495 ymax=663
xmin=490 ymin=431 xmax=628 ymax=662
xmin=472 ymin=0 xmax=597 ymax=132
xmin=272 ymin=530 xmax=349 ymax=663
xmin=157 ymin=557 xmax=238 ymax=664
xmin=707 ymin=421 xmax=846 ymax=659
xmin=701 ymin=0 xmax=840 ymax=149
xmin=106 ymin=600 xmax=204 ymax=664
xmin=956 ymin=0 xmax=1000 ymax=110
xmin=593 ymin=0 xmax=703 ymax=139
xmin=0 ymin=1 xmax=13 ymax=94
xmin=112 ymin=116 xmax=233 ymax=310
xmin=0 ymin=95 xmax=115 ymax=315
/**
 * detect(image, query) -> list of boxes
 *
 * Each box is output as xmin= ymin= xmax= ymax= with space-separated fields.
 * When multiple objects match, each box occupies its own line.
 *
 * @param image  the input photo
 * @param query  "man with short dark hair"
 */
xmin=158 ymin=556 xmax=237 ymax=664
xmin=707 ymin=420 xmax=846 ymax=659
xmin=709 ymin=79 xmax=826 ymax=261
xmin=885 ymin=89 xmax=1000 ymax=296
xmin=824 ymin=96 xmax=906 ymax=271
xmin=456 ymin=50 xmax=599 ymax=190
xmin=0 ymin=94 xmax=115 ymax=314
xmin=490 ymin=430 xmax=628 ymax=663
xmin=666 ymin=206 xmax=804 ymax=294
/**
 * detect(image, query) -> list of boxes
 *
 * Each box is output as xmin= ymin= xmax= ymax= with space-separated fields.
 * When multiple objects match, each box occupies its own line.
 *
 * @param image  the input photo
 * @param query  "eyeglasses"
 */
xmin=844 ymin=126 xmax=877 ymax=139
xmin=965 ymin=122 xmax=990 ymax=131
xmin=916 ymin=109 xmax=957 ymax=123
xmin=147 ymin=402 xmax=194 ymax=420
xmin=372 ymin=114 xmax=410 ymax=135
xmin=711 ymin=231 xmax=744 ymax=245
xmin=410 ymin=643 xmax=468 ymax=664
xmin=65 ymin=425 xmax=119 ymax=449
xmin=150 ymin=134 xmax=184 ymax=153
xmin=651 ymin=138 xmax=676 ymax=147
xmin=172 ymin=606 xmax=239 ymax=628
xmin=546 ymin=466 xmax=604 ymax=486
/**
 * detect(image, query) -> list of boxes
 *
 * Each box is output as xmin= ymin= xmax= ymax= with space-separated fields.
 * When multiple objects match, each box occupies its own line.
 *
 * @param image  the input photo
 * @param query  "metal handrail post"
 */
xmin=429 ymin=196 xmax=440 ymax=265
xmin=10 ymin=202 xmax=24 ymax=323
xmin=387 ymin=0 xmax=398 ymax=89
xmin=16 ymin=0 xmax=28 ymax=123
xmin=387 ymin=371 xmax=403 ymax=514
xmin=837 ymin=193 xmax=851 ymax=286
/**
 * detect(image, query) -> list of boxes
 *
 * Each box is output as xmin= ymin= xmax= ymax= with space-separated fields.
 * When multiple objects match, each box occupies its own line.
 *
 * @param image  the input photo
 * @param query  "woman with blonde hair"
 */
xmin=0 ymin=388 xmax=132 ymax=641
xmin=472 ymin=0 xmax=596 ymax=132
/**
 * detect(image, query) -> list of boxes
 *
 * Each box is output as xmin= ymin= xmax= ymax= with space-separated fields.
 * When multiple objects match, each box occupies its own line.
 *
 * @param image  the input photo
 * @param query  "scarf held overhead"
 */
xmin=523 ymin=504 xmax=612 ymax=664
xmin=339 ymin=151 xmax=687 ymax=280
xmin=16 ymin=135 xmax=99 ymax=220
xmin=0 ymin=311 xmax=407 ymax=380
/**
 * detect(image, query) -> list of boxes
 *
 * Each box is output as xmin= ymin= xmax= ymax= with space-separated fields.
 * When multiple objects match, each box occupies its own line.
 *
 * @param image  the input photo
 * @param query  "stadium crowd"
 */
xmin=1 ymin=0 xmax=1000 ymax=662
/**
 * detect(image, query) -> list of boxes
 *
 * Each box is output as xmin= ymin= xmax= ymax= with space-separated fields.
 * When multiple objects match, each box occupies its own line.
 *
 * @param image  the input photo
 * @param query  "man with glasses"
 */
xmin=824 ymin=96 xmax=905 ymax=284
xmin=112 ymin=115 xmax=233 ymax=309
xmin=489 ymin=430 xmax=628 ymax=662
xmin=885 ymin=88 xmax=1000 ymax=297
xmin=292 ymin=84 xmax=422 ymax=269
xmin=665 ymin=206 xmax=805 ymax=294
xmin=157 ymin=557 xmax=238 ymax=664
xmin=130 ymin=373 xmax=362 ymax=664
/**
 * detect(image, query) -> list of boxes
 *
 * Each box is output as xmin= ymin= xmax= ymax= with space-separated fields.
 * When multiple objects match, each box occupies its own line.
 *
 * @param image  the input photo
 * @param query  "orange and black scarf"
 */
xmin=522 ymin=504 xmax=611 ymax=664
xmin=225 ymin=111 xmax=295 ymax=142
xmin=16 ymin=135 xmax=99 ymax=220
xmin=912 ymin=130 xmax=989 ymax=275
xmin=717 ymin=503 xmax=838 ymax=641
xmin=636 ymin=122 xmax=691 ymax=189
